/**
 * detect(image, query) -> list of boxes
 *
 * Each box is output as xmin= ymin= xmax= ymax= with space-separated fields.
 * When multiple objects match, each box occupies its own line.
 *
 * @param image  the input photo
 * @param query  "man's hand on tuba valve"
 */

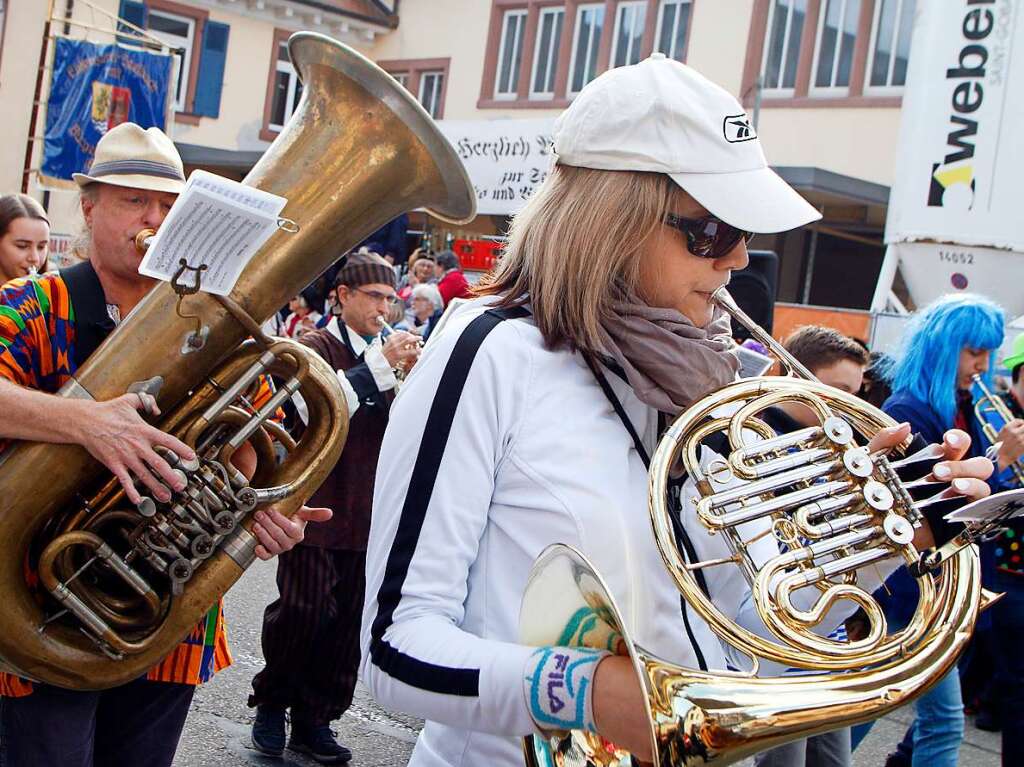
xmin=252 ymin=506 xmax=333 ymax=560
xmin=71 ymin=393 xmax=196 ymax=506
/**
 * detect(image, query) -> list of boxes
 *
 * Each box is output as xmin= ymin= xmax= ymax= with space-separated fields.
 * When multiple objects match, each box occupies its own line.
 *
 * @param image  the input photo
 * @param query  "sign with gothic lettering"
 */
xmin=437 ymin=118 xmax=556 ymax=216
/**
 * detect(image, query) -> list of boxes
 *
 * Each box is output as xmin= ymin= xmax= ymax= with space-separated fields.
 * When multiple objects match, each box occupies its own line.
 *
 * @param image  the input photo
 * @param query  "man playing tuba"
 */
xmin=0 ymin=123 xmax=328 ymax=767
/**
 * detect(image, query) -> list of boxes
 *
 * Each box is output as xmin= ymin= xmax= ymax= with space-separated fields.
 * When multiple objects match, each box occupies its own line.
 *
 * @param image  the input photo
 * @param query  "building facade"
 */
xmin=0 ymin=0 xmax=915 ymax=309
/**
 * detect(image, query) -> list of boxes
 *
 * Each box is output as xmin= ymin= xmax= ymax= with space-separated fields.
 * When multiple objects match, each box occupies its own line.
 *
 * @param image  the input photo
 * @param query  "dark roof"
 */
xmin=175 ymin=143 xmax=264 ymax=171
xmin=290 ymin=0 xmax=398 ymax=28
xmin=774 ymin=166 xmax=890 ymax=207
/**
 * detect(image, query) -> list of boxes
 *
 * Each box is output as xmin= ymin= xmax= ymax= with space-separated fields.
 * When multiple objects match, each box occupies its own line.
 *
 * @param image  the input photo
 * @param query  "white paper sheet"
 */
xmin=138 ymin=170 xmax=287 ymax=296
xmin=944 ymin=489 xmax=1024 ymax=524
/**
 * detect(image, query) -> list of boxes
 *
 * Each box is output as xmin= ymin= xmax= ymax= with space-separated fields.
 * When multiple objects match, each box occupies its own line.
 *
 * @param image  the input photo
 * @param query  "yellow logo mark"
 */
xmin=932 ymin=163 xmax=974 ymax=189
xmin=91 ymin=82 xmax=113 ymax=123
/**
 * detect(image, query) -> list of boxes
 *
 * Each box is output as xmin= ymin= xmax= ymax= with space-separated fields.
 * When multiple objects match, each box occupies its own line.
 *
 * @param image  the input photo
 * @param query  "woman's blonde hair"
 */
xmin=477 ymin=165 xmax=680 ymax=350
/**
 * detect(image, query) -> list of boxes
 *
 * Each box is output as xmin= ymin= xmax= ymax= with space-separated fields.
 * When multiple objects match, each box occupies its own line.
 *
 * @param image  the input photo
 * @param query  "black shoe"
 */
xmin=884 ymin=752 xmax=912 ymax=767
xmin=288 ymin=723 xmax=352 ymax=764
xmin=251 ymin=705 xmax=287 ymax=758
xmin=975 ymin=709 xmax=1002 ymax=732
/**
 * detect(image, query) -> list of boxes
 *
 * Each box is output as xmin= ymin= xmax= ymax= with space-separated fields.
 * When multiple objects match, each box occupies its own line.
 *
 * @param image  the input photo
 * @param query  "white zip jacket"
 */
xmin=360 ymin=298 xmax=898 ymax=767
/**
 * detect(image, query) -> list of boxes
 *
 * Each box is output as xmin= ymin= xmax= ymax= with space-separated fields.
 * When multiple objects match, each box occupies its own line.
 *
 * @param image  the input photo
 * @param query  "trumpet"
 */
xmin=973 ymin=373 xmax=1024 ymax=486
xmin=376 ymin=315 xmax=423 ymax=382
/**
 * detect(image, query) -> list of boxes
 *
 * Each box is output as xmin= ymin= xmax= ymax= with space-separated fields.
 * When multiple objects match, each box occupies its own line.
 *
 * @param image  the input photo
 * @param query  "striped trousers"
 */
xmin=249 ymin=545 xmax=366 ymax=725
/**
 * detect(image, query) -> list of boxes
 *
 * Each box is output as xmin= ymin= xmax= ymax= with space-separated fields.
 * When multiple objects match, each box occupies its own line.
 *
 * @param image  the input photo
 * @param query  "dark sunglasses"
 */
xmin=664 ymin=213 xmax=754 ymax=259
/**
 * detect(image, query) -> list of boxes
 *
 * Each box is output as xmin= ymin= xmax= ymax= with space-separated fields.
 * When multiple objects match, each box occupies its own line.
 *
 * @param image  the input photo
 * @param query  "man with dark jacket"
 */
xmin=358 ymin=213 xmax=409 ymax=266
xmin=249 ymin=252 xmax=419 ymax=763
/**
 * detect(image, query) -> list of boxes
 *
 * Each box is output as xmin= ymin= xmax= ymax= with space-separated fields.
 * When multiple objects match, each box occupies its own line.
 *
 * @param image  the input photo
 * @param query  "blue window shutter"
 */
xmin=193 ymin=21 xmax=230 ymax=117
xmin=117 ymin=1 xmax=148 ymax=46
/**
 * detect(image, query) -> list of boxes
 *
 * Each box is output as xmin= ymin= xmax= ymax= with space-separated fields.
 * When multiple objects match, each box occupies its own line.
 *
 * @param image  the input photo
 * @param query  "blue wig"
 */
xmin=882 ymin=294 xmax=1005 ymax=426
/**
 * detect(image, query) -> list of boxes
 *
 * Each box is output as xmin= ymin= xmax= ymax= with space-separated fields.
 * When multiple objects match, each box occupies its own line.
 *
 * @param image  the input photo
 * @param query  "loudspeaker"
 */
xmin=728 ymin=249 xmax=779 ymax=339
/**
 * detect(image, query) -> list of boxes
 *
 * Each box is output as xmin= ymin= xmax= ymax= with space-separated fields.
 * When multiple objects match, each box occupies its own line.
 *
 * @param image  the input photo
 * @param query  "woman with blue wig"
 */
xmin=872 ymin=293 xmax=1021 ymax=767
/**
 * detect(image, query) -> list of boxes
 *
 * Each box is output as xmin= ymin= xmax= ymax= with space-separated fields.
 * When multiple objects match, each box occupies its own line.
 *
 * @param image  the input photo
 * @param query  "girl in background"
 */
xmin=0 ymin=194 xmax=49 ymax=283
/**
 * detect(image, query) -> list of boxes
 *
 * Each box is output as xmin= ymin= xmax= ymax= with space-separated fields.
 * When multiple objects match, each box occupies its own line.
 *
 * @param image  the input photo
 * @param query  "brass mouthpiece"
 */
xmin=134 ymin=228 xmax=157 ymax=255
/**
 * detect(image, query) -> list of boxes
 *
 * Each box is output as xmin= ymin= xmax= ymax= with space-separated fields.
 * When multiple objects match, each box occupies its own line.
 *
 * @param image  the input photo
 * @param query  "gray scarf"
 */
xmin=597 ymin=298 xmax=739 ymax=416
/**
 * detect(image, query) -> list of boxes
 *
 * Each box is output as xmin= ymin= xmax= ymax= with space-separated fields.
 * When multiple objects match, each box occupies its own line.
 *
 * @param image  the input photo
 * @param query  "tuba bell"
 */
xmin=0 ymin=33 xmax=475 ymax=690
xmin=520 ymin=288 xmax=994 ymax=766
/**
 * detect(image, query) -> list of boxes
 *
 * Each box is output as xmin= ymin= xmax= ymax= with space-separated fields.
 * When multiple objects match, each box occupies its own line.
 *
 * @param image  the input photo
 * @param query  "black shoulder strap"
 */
xmin=59 ymin=260 xmax=115 ymax=368
xmin=582 ymin=351 xmax=711 ymax=669
xmin=369 ymin=304 xmax=529 ymax=696
xmin=583 ymin=353 xmax=651 ymax=467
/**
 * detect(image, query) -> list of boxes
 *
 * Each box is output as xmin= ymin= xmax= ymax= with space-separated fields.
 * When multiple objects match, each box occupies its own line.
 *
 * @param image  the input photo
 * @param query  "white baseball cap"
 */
xmin=553 ymin=53 xmax=821 ymax=233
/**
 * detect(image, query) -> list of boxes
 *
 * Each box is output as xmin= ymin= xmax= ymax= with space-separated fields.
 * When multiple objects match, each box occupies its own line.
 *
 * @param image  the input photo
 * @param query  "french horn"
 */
xmin=520 ymin=288 xmax=1015 ymax=766
xmin=0 ymin=33 xmax=475 ymax=690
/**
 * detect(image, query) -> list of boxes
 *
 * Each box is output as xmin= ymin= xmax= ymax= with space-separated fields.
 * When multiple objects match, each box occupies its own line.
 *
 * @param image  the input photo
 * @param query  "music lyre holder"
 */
xmin=171 ymin=258 xmax=210 ymax=352
xmin=911 ymin=489 xmax=1024 ymax=576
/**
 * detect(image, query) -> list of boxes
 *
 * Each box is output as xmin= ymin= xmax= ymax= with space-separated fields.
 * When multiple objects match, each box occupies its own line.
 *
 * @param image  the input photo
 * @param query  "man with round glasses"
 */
xmin=249 ymin=251 xmax=419 ymax=763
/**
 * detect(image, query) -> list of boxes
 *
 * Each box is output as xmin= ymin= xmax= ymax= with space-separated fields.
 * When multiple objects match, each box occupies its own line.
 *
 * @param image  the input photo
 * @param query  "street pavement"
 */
xmin=174 ymin=558 xmax=1001 ymax=767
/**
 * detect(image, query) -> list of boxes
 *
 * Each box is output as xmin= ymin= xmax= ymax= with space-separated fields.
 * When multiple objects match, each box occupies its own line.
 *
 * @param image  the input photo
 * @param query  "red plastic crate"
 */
xmin=453 ymin=239 xmax=503 ymax=272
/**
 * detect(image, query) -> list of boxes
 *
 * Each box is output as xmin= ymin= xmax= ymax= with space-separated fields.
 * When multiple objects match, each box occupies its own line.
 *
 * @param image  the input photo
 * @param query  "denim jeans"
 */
xmin=909 ymin=669 xmax=963 ymax=767
xmin=754 ymin=727 xmax=851 ymax=767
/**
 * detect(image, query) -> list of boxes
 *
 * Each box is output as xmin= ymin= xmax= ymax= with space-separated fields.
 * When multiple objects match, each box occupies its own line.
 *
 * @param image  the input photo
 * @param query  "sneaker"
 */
xmin=288 ymin=723 xmax=352 ymax=764
xmin=251 ymin=705 xmax=287 ymax=758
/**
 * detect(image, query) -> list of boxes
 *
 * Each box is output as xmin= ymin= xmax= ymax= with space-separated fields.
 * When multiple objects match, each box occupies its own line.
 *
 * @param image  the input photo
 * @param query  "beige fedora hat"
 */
xmin=73 ymin=122 xmax=185 ymax=194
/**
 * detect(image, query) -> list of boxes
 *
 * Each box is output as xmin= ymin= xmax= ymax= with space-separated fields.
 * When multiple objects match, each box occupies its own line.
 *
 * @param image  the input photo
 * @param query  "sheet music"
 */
xmin=138 ymin=170 xmax=287 ymax=296
xmin=944 ymin=488 xmax=1024 ymax=523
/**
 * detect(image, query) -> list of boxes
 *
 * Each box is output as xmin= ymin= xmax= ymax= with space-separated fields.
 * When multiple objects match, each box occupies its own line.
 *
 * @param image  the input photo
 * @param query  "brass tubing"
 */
xmin=972 ymin=373 xmax=1024 ymax=485
xmin=706 ymin=479 xmax=851 ymax=529
xmin=38 ymin=532 xmax=162 ymax=656
xmin=702 ymin=459 xmax=840 ymax=511
xmin=522 ymin=543 xmax=979 ymax=767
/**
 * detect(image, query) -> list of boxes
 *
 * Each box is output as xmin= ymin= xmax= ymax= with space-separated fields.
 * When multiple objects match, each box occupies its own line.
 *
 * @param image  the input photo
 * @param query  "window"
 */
xmin=0 ymin=0 xmax=7 ymax=69
xmin=761 ymin=0 xmax=807 ymax=92
xmin=495 ymin=9 xmax=528 ymax=99
xmin=118 ymin=1 xmax=226 ymax=120
xmin=811 ymin=0 xmax=861 ymax=91
xmin=146 ymin=8 xmax=195 ymax=111
xmin=378 ymin=58 xmax=450 ymax=120
xmin=743 ymin=0 xmax=915 ymax=106
xmin=419 ymin=71 xmax=445 ymax=118
xmin=530 ymin=6 xmax=564 ymax=99
xmin=867 ymin=0 xmax=915 ymax=90
xmin=612 ymin=1 xmax=647 ymax=68
xmin=268 ymin=40 xmax=303 ymax=132
xmin=654 ymin=0 xmax=692 ymax=61
xmin=569 ymin=3 xmax=605 ymax=94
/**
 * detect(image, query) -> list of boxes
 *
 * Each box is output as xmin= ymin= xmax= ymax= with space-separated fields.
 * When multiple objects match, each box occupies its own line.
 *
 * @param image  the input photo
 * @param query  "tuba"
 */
xmin=520 ymin=288 xmax=1002 ymax=766
xmin=0 ymin=33 xmax=475 ymax=690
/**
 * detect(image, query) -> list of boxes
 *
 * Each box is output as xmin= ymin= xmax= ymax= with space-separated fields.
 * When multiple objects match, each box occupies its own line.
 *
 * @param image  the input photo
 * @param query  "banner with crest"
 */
xmin=40 ymin=38 xmax=172 ymax=186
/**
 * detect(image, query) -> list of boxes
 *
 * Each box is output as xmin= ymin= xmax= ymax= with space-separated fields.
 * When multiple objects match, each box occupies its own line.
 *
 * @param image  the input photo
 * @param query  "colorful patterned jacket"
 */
xmin=0 ymin=263 xmax=248 ymax=696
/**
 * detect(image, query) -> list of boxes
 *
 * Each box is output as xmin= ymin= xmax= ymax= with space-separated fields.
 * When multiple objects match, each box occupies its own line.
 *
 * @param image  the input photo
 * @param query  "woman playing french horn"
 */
xmin=360 ymin=54 xmax=994 ymax=767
